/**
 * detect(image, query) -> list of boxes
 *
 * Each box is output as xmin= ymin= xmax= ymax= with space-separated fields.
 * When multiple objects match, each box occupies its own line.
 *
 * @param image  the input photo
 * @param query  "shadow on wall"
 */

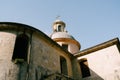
xmin=82 ymin=68 xmax=120 ymax=80
xmin=79 ymin=58 xmax=104 ymax=80
xmin=82 ymin=68 xmax=104 ymax=80
xmin=79 ymin=59 xmax=120 ymax=80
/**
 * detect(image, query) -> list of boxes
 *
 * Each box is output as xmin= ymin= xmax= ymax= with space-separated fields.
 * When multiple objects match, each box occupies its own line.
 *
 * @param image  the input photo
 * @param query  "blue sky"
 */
xmin=0 ymin=0 xmax=120 ymax=50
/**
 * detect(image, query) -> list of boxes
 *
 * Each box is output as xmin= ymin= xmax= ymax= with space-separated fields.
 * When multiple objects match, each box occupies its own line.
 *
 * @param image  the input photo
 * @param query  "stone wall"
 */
xmin=27 ymin=33 xmax=61 ymax=80
xmin=0 ymin=24 xmax=76 ymax=80
xmin=27 ymin=32 xmax=75 ymax=79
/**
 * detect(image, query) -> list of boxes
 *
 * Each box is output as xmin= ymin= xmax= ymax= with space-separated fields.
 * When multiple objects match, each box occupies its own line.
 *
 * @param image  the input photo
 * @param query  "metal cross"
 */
xmin=56 ymin=16 xmax=60 ymax=20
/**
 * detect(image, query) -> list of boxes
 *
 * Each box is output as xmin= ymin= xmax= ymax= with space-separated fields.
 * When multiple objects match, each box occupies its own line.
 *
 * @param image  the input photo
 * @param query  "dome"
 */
xmin=51 ymin=32 xmax=75 ymax=40
xmin=50 ymin=19 xmax=81 ymax=52
xmin=53 ymin=20 xmax=66 ymax=27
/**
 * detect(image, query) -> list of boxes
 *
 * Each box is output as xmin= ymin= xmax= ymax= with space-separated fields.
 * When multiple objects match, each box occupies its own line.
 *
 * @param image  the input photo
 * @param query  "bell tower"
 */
xmin=50 ymin=19 xmax=81 ymax=54
xmin=52 ymin=19 xmax=66 ymax=32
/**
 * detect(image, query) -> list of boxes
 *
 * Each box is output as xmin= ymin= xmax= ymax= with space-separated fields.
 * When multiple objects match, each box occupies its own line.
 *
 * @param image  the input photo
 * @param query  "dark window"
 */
xmin=62 ymin=44 xmax=68 ymax=50
xmin=79 ymin=58 xmax=91 ymax=78
xmin=60 ymin=56 xmax=68 ymax=75
xmin=12 ymin=34 xmax=29 ymax=63
xmin=58 ymin=25 xmax=62 ymax=32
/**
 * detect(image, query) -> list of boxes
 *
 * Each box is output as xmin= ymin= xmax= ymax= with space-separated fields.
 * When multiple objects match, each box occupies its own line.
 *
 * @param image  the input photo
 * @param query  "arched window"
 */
xmin=79 ymin=58 xmax=91 ymax=78
xmin=60 ymin=56 xmax=68 ymax=75
xmin=58 ymin=25 xmax=62 ymax=32
xmin=12 ymin=34 xmax=29 ymax=63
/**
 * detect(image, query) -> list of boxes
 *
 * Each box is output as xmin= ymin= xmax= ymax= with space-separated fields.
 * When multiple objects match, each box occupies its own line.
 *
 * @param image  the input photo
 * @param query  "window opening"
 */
xmin=12 ymin=34 xmax=29 ymax=63
xmin=79 ymin=58 xmax=91 ymax=78
xmin=58 ymin=25 xmax=62 ymax=32
xmin=60 ymin=56 xmax=68 ymax=75
xmin=62 ymin=44 xmax=68 ymax=51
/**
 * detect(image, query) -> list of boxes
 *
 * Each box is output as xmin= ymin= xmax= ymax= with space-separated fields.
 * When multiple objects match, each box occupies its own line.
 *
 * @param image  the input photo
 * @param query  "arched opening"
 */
xmin=12 ymin=34 xmax=29 ymax=63
xmin=60 ymin=56 xmax=68 ymax=75
xmin=79 ymin=58 xmax=91 ymax=78
xmin=57 ymin=25 xmax=62 ymax=32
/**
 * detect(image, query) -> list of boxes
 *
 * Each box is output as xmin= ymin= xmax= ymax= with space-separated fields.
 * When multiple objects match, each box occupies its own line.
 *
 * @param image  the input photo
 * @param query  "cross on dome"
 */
xmin=56 ymin=16 xmax=61 ymax=20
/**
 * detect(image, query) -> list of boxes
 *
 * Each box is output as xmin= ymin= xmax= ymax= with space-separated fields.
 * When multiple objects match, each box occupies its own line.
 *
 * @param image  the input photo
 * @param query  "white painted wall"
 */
xmin=78 ymin=45 xmax=120 ymax=80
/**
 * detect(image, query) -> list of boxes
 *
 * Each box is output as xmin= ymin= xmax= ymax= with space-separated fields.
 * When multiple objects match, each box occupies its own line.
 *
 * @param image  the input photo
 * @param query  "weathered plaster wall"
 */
xmin=71 ymin=58 xmax=82 ymax=79
xmin=0 ymin=29 xmax=74 ymax=80
xmin=78 ymin=45 xmax=120 ymax=80
xmin=0 ymin=32 xmax=20 ymax=80
xmin=30 ymin=33 xmax=60 ymax=70
xmin=27 ymin=32 xmax=73 ymax=80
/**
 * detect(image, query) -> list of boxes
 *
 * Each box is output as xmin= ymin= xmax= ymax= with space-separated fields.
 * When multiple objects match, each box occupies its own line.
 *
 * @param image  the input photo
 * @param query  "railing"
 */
xmin=44 ymin=72 xmax=74 ymax=80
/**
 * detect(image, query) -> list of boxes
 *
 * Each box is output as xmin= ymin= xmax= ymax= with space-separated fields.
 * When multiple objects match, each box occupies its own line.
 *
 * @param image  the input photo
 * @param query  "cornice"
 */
xmin=53 ymin=38 xmax=81 ymax=49
xmin=74 ymin=38 xmax=119 ymax=57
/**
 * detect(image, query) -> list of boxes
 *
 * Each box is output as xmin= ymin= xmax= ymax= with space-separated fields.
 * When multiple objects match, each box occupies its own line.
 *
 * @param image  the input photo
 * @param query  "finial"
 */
xmin=56 ymin=15 xmax=60 ymax=20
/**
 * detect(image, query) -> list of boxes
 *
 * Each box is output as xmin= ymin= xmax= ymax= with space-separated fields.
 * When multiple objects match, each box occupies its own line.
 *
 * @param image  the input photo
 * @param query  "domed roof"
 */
xmin=53 ymin=20 xmax=66 ymax=27
xmin=50 ymin=31 xmax=81 ymax=50
xmin=50 ymin=19 xmax=81 ymax=50
xmin=51 ymin=32 xmax=75 ymax=40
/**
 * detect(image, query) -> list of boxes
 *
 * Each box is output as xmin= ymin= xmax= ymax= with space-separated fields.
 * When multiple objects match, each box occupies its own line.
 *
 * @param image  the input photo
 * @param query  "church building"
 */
xmin=0 ymin=20 xmax=120 ymax=80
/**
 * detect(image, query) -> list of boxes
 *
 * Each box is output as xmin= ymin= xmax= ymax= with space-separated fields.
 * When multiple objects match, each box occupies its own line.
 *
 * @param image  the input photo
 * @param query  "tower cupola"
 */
xmin=50 ymin=19 xmax=81 ymax=54
xmin=52 ymin=20 xmax=66 ymax=32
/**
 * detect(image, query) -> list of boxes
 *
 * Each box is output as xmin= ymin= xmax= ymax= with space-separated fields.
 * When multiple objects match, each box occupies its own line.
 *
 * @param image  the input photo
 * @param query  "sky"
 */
xmin=0 ymin=0 xmax=120 ymax=50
